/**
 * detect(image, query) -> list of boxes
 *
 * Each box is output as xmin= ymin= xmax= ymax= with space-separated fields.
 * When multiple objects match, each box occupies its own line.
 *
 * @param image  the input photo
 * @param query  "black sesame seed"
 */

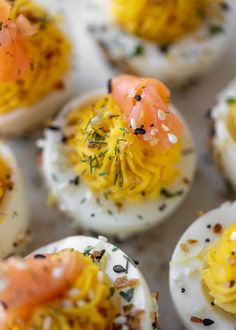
xmin=159 ymin=203 xmax=167 ymax=212
xmin=211 ymin=301 xmax=215 ymax=306
xmin=159 ymin=44 xmax=170 ymax=53
xmin=207 ymin=224 xmax=211 ymax=229
xmin=34 ymin=254 xmax=46 ymax=259
xmin=47 ymin=125 xmax=61 ymax=131
xmin=113 ymin=264 xmax=126 ymax=273
xmin=205 ymin=238 xmax=210 ymax=243
xmin=134 ymin=127 xmax=146 ymax=135
xmin=134 ymin=94 xmax=142 ymax=101
xmin=91 ymin=213 xmax=95 ymax=217
xmin=107 ymin=78 xmax=112 ymax=93
xmin=69 ymin=176 xmax=80 ymax=186
xmin=133 ymin=260 xmax=139 ymax=265
xmin=220 ymin=2 xmax=230 ymax=11
xmin=181 ymin=288 xmax=186 ymax=293
xmin=202 ymin=318 xmax=214 ymax=326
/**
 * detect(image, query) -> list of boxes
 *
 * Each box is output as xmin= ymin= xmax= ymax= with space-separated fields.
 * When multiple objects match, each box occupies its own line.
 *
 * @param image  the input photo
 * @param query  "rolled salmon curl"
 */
xmin=0 ymin=0 xmax=34 ymax=82
xmin=0 ymin=249 xmax=86 ymax=328
xmin=111 ymin=75 xmax=184 ymax=149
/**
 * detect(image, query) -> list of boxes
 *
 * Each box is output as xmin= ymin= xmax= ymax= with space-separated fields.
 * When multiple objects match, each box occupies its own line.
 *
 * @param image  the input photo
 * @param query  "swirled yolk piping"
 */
xmin=0 ymin=156 xmax=12 ymax=206
xmin=202 ymin=224 xmax=236 ymax=315
xmin=0 ymin=249 xmax=120 ymax=329
xmin=110 ymin=0 xmax=224 ymax=44
xmin=0 ymin=0 xmax=71 ymax=114
xmin=65 ymin=84 xmax=182 ymax=202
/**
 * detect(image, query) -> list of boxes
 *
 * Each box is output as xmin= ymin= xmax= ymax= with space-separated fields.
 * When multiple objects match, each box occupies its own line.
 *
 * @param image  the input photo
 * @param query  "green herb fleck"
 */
xmin=120 ymin=288 xmax=135 ymax=302
xmin=83 ymin=245 xmax=93 ymax=256
xmin=226 ymin=97 xmax=236 ymax=105
xmin=161 ymin=188 xmax=184 ymax=198
xmin=108 ymin=287 xmax=115 ymax=298
xmin=129 ymin=44 xmax=144 ymax=57
xmin=208 ymin=25 xmax=224 ymax=36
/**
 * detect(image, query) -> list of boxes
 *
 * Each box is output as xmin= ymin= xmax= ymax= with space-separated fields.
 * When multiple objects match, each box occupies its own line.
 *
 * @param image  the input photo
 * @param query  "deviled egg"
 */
xmin=170 ymin=202 xmax=236 ymax=330
xmin=39 ymin=74 xmax=196 ymax=238
xmin=0 ymin=0 xmax=79 ymax=136
xmin=210 ymin=78 xmax=236 ymax=192
xmin=0 ymin=141 xmax=30 ymax=257
xmin=85 ymin=0 xmax=234 ymax=87
xmin=0 ymin=235 xmax=159 ymax=329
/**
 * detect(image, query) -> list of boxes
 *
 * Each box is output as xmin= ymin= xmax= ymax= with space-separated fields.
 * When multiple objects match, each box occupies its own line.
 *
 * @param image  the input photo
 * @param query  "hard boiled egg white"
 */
xmin=0 ymin=141 xmax=30 ymax=257
xmin=33 ymin=235 xmax=158 ymax=330
xmin=39 ymin=90 xmax=196 ymax=239
xmin=211 ymin=78 xmax=236 ymax=191
xmin=84 ymin=0 xmax=234 ymax=87
xmin=0 ymin=0 xmax=81 ymax=137
xmin=169 ymin=202 xmax=236 ymax=330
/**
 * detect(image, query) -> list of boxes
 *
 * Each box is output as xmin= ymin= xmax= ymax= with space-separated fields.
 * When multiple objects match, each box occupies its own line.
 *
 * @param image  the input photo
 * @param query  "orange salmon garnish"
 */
xmin=0 ymin=0 xmax=34 ymax=82
xmin=111 ymin=75 xmax=184 ymax=148
xmin=0 ymin=250 xmax=86 ymax=328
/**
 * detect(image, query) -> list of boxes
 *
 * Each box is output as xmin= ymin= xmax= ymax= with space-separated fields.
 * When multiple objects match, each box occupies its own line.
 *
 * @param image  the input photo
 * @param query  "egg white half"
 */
xmin=0 ymin=0 xmax=81 ymax=137
xmin=40 ymin=90 xmax=196 ymax=239
xmin=169 ymin=201 xmax=236 ymax=330
xmin=0 ymin=142 xmax=30 ymax=257
xmin=211 ymin=78 xmax=236 ymax=191
xmin=84 ymin=0 xmax=234 ymax=87
xmin=32 ymin=235 xmax=158 ymax=330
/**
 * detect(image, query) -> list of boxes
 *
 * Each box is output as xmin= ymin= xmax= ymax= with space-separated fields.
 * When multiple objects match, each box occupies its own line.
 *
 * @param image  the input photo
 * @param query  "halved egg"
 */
xmin=0 ymin=235 xmax=159 ymax=329
xmin=39 ymin=75 xmax=196 ymax=238
xmin=169 ymin=202 xmax=236 ymax=330
xmin=0 ymin=0 xmax=80 ymax=136
xmin=210 ymin=78 xmax=236 ymax=192
xmin=0 ymin=141 xmax=30 ymax=257
xmin=84 ymin=0 xmax=234 ymax=87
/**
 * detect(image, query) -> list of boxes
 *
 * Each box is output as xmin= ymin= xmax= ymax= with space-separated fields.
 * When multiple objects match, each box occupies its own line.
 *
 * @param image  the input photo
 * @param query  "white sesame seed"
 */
xmin=98 ymin=235 xmax=108 ymax=242
xmin=15 ymin=261 xmax=28 ymax=270
xmin=0 ymin=279 xmax=9 ymax=293
xmin=52 ymin=267 xmax=63 ymax=279
xmin=161 ymin=124 xmax=170 ymax=132
xmin=90 ymin=116 xmax=101 ymax=125
xmin=230 ymin=231 xmax=236 ymax=241
xmin=97 ymin=271 xmax=104 ymax=283
xmin=130 ymin=118 xmax=137 ymax=129
xmin=68 ymin=288 xmax=80 ymax=297
xmin=104 ymin=111 xmax=113 ymax=118
xmin=150 ymin=137 xmax=159 ymax=146
xmin=168 ymin=133 xmax=178 ymax=144
xmin=122 ymin=325 xmax=129 ymax=330
xmin=150 ymin=128 xmax=158 ymax=136
xmin=76 ymin=300 xmax=85 ymax=307
xmin=115 ymin=315 xmax=127 ymax=324
xmin=88 ymin=289 xmax=94 ymax=300
xmin=43 ymin=316 xmax=52 ymax=330
xmin=157 ymin=109 xmax=166 ymax=121
xmin=62 ymin=299 xmax=73 ymax=308
xmin=36 ymin=139 xmax=45 ymax=149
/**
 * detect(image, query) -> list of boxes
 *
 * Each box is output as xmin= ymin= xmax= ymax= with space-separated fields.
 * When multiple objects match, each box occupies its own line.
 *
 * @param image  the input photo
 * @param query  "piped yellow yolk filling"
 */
xmin=65 ymin=95 xmax=182 ymax=202
xmin=111 ymin=0 xmax=222 ymax=44
xmin=15 ymin=254 xmax=118 ymax=330
xmin=202 ymin=224 xmax=236 ymax=315
xmin=0 ymin=0 xmax=71 ymax=115
xmin=0 ymin=156 xmax=12 ymax=206
xmin=227 ymin=103 xmax=236 ymax=141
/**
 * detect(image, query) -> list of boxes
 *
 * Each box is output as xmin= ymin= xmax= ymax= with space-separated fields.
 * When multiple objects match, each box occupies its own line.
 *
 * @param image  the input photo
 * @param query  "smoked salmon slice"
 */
xmin=111 ymin=75 xmax=184 ymax=148
xmin=0 ymin=0 xmax=34 ymax=82
xmin=0 ymin=250 xmax=86 ymax=328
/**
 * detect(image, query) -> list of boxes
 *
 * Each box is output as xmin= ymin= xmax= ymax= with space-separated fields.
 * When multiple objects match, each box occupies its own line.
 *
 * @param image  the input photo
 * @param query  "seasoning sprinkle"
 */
xmin=113 ymin=265 xmax=126 ymax=273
